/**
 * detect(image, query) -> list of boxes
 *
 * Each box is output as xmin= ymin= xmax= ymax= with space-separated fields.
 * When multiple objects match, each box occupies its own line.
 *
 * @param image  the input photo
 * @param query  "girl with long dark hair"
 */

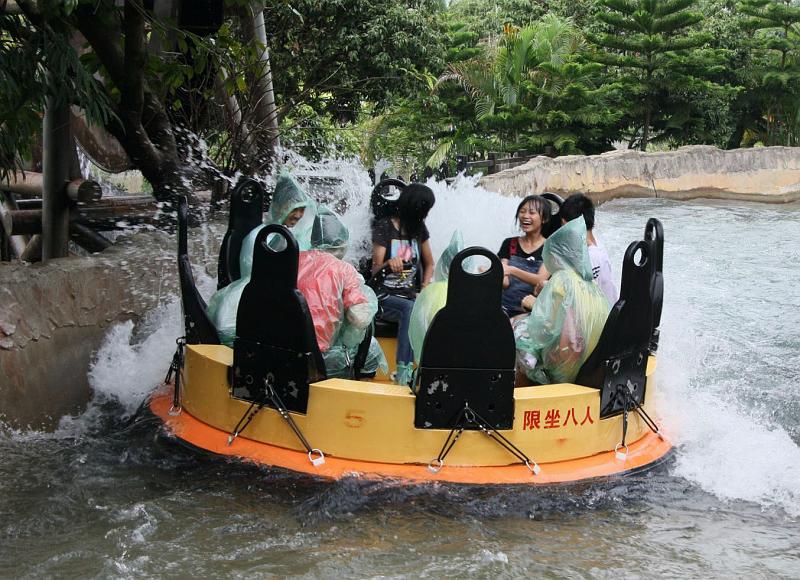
xmin=370 ymin=183 xmax=436 ymax=385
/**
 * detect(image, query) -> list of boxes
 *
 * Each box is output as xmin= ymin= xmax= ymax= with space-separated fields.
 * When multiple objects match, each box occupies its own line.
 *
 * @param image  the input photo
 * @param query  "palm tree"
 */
xmin=433 ymin=14 xmax=588 ymax=163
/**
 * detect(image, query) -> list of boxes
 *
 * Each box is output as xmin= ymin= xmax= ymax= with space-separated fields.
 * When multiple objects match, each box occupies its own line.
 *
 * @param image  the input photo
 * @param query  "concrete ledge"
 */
xmin=479 ymin=145 xmax=800 ymax=203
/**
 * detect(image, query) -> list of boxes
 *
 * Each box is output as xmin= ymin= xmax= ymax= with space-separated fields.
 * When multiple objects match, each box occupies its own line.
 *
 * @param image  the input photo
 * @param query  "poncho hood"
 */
xmin=543 ymin=217 xmax=593 ymax=281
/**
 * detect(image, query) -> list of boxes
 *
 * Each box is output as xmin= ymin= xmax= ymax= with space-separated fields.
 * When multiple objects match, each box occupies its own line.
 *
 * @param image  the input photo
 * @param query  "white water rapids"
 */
xmin=3 ymin=157 xmax=799 ymax=577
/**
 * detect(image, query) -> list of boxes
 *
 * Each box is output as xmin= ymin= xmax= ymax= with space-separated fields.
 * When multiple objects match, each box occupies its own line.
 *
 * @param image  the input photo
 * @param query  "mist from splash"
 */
xmin=78 ymin=153 xmax=800 ymax=517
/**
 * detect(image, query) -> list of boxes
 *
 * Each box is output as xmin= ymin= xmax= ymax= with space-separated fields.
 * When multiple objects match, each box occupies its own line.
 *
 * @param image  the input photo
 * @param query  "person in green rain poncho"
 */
xmin=408 ymin=230 xmax=465 ymax=365
xmin=206 ymin=170 xmax=317 ymax=345
xmin=515 ymin=217 xmax=610 ymax=385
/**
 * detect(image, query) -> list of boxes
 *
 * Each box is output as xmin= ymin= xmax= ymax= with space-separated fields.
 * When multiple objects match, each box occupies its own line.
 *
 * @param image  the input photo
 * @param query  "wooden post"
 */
xmin=487 ymin=152 xmax=498 ymax=174
xmin=42 ymin=83 xmax=71 ymax=261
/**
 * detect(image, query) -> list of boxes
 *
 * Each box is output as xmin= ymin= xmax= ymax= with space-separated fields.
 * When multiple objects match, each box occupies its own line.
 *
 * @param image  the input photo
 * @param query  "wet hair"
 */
xmin=397 ymin=183 xmax=435 ymax=239
xmin=560 ymin=193 xmax=595 ymax=230
xmin=514 ymin=195 xmax=552 ymax=229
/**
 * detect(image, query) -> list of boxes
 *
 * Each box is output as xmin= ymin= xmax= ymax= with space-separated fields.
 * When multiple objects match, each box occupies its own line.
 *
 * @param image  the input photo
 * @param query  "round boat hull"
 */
xmin=148 ymin=343 xmax=672 ymax=485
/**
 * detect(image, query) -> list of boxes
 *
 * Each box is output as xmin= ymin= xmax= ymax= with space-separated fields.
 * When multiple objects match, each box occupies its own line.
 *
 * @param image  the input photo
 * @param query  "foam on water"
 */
xmin=72 ymin=159 xmax=800 ymax=517
xmin=598 ymin=198 xmax=800 ymax=517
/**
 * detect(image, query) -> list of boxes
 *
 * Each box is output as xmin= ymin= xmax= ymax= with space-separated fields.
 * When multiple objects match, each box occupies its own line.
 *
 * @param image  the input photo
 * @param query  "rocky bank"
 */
xmin=0 ymin=231 xmax=220 ymax=429
xmin=479 ymin=145 xmax=800 ymax=203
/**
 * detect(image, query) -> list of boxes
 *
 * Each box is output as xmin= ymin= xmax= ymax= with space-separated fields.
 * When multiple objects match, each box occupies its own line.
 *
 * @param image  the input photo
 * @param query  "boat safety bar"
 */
xmin=227 ymin=375 xmax=325 ymax=467
xmin=428 ymin=403 xmax=540 ymax=476
xmin=164 ymin=337 xmax=186 ymax=416
xmin=613 ymin=382 xmax=664 ymax=461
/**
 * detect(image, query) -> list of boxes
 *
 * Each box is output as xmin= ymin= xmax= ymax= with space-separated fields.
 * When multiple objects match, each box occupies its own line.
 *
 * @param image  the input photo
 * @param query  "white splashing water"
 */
xmin=83 ymin=158 xmax=800 ymax=516
xmin=86 ymin=269 xmax=217 ymax=418
xmin=598 ymin=198 xmax=800 ymax=517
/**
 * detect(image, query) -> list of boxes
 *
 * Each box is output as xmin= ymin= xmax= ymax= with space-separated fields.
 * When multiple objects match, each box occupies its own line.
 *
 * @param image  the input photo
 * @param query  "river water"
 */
xmin=2 ymin=168 xmax=799 ymax=577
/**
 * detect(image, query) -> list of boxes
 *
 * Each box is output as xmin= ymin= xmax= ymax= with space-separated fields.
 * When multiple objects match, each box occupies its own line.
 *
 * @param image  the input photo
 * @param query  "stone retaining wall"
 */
xmin=479 ymin=145 xmax=800 ymax=203
xmin=0 ymin=232 xmax=186 ymax=429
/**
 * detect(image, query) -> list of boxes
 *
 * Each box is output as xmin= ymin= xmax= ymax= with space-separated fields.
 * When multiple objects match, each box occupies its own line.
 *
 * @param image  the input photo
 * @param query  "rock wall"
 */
xmin=479 ymin=145 xmax=800 ymax=203
xmin=0 ymin=231 xmax=219 ymax=429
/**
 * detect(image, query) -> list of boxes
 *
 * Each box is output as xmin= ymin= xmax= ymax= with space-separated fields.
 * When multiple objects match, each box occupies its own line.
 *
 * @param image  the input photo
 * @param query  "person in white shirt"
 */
xmin=559 ymin=193 xmax=619 ymax=306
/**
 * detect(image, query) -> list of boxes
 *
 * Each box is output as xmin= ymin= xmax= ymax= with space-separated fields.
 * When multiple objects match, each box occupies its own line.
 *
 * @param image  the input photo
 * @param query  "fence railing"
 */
xmin=455 ymin=151 xmax=542 ymax=176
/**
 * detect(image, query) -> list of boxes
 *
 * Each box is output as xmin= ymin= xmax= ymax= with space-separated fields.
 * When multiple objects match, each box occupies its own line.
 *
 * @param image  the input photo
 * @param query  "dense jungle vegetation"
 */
xmin=2 ymin=0 xmax=800 ymax=195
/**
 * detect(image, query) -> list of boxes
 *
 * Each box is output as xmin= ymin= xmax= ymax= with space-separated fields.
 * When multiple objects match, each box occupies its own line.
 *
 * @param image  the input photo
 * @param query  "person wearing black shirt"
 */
xmin=498 ymin=195 xmax=552 ymax=316
xmin=371 ymin=184 xmax=435 ymax=385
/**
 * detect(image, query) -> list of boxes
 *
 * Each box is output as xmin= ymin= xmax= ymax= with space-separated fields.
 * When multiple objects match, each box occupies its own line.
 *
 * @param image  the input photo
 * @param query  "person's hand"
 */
xmin=502 ymin=263 xmax=515 ymax=277
xmin=534 ymin=279 xmax=547 ymax=296
xmin=387 ymin=257 xmax=404 ymax=273
xmin=521 ymin=294 xmax=536 ymax=311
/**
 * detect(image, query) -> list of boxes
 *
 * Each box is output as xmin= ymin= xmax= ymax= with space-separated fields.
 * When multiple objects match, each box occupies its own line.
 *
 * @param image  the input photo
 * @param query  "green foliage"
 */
xmin=737 ymin=0 xmax=800 ymax=145
xmin=0 ymin=10 xmax=115 ymax=177
xmin=280 ymin=104 xmax=361 ymax=160
xmin=264 ymin=0 xmax=446 ymax=122
xmin=589 ymin=0 xmax=725 ymax=149
xmin=437 ymin=14 xmax=618 ymax=157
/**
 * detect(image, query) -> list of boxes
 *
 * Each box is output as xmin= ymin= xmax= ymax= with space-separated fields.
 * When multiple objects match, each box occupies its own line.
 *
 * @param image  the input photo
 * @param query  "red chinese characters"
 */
xmin=522 ymin=406 xmax=595 ymax=430
xmin=522 ymin=410 xmax=540 ymax=430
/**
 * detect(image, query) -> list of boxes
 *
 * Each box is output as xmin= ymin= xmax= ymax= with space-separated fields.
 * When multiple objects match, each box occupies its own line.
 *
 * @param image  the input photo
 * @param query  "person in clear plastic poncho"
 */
xmin=297 ymin=206 xmax=387 ymax=378
xmin=515 ymin=217 xmax=610 ymax=385
xmin=408 ymin=230 xmax=464 ymax=365
xmin=206 ymin=170 xmax=317 ymax=345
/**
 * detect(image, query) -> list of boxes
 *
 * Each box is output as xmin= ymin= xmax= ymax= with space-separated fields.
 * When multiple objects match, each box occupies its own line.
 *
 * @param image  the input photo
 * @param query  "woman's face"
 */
xmin=517 ymin=202 xmax=543 ymax=235
xmin=283 ymin=206 xmax=306 ymax=227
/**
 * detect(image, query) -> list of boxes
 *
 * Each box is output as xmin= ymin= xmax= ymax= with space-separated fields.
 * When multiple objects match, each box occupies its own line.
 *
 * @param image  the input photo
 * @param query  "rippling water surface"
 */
xmin=2 ymin=169 xmax=799 ymax=577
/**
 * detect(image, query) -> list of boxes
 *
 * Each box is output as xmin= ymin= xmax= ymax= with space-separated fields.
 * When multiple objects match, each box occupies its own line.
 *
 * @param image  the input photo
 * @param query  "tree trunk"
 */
xmin=247 ymin=1 xmax=280 ymax=169
xmin=641 ymin=99 xmax=651 ymax=152
xmin=73 ymin=1 xmax=195 ymax=205
xmin=726 ymin=122 xmax=746 ymax=150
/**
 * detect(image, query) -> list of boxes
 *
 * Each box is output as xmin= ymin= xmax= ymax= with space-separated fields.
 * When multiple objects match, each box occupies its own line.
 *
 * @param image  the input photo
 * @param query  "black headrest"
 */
xmin=217 ymin=177 xmax=265 ymax=290
xmin=370 ymin=178 xmax=406 ymax=221
xmin=415 ymin=248 xmax=516 ymax=429
xmin=232 ymin=225 xmax=326 ymax=413
xmin=540 ymin=192 xmax=564 ymax=238
xmin=644 ymin=218 xmax=664 ymax=333
xmin=177 ymin=196 xmax=220 ymax=345
xmin=574 ymin=235 xmax=658 ymax=417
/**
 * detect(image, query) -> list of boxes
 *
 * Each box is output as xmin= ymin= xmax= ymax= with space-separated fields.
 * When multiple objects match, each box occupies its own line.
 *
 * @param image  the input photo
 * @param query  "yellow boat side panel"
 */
xmin=181 ymin=344 xmax=659 ymax=466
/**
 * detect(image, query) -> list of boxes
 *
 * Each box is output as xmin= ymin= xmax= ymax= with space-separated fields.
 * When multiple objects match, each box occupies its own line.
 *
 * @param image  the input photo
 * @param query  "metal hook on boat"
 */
xmin=427 ymin=458 xmax=444 ymax=473
xmin=308 ymin=448 xmax=326 ymax=467
xmin=524 ymin=459 xmax=541 ymax=475
xmin=168 ymin=405 xmax=182 ymax=416
xmin=615 ymin=443 xmax=629 ymax=461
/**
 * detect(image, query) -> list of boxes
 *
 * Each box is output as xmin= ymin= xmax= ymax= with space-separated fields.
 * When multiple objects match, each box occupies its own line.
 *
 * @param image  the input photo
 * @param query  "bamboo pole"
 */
xmin=1 ymin=172 xmax=102 ymax=202
xmin=0 ymin=191 xmax=29 ymax=258
xmin=6 ymin=196 xmax=159 ymax=235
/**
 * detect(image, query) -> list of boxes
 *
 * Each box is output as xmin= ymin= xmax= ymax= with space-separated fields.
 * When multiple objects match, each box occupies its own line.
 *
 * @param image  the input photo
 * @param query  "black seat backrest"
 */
xmin=644 ymin=218 xmax=664 ymax=353
xmin=414 ymin=248 xmax=516 ymax=429
xmin=232 ymin=225 xmax=326 ymax=413
xmin=540 ymin=192 xmax=564 ymax=238
xmin=217 ymin=177 xmax=265 ymax=290
xmin=359 ymin=178 xmax=408 ymax=283
xmin=177 ymin=196 xmax=220 ymax=345
xmin=370 ymin=177 xmax=406 ymax=221
xmin=574 ymin=231 xmax=658 ymax=417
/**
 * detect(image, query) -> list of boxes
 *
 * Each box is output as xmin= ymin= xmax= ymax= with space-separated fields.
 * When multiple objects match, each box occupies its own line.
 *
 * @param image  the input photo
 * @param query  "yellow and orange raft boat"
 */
xmin=151 ymin=187 xmax=671 ymax=485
